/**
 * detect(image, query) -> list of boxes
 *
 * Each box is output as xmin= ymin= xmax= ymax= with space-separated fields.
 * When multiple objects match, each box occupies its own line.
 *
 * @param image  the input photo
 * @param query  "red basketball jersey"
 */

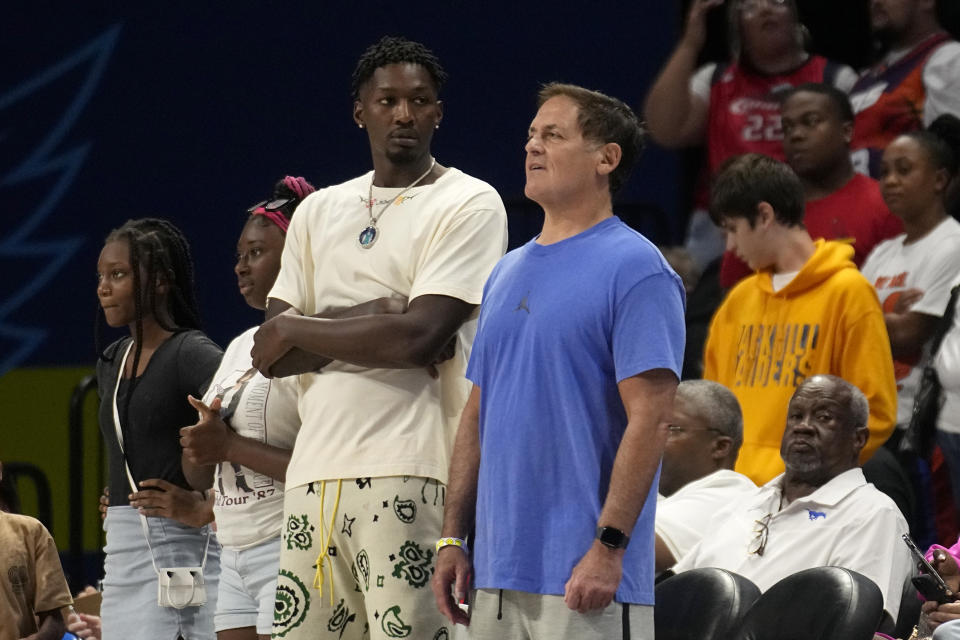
xmin=706 ymin=56 xmax=840 ymax=176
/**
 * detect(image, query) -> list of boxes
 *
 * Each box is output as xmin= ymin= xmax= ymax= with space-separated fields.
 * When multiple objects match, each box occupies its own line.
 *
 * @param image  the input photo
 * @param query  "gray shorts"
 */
xmin=466 ymin=588 xmax=653 ymax=640
xmin=100 ymin=505 xmax=220 ymax=640
xmin=935 ymin=619 xmax=960 ymax=640
xmin=214 ymin=536 xmax=281 ymax=635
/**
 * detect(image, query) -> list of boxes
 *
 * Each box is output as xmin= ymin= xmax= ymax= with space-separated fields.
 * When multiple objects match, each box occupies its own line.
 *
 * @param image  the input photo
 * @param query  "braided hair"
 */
xmin=96 ymin=218 xmax=203 ymax=425
xmin=350 ymin=36 xmax=447 ymax=101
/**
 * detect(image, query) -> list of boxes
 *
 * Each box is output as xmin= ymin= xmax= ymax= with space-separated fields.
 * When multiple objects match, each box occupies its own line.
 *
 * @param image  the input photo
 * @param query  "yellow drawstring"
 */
xmin=312 ymin=479 xmax=342 ymax=606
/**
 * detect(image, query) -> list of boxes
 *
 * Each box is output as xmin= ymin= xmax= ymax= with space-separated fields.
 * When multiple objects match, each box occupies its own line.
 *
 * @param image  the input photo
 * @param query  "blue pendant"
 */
xmin=358 ymin=225 xmax=378 ymax=249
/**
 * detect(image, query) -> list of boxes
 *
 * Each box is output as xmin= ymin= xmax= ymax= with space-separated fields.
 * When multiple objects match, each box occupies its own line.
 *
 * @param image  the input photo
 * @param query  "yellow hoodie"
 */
xmin=704 ymin=240 xmax=897 ymax=485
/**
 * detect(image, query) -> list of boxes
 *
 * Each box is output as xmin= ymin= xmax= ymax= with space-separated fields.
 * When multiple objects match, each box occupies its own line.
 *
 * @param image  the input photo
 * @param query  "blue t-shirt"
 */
xmin=466 ymin=216 xmax=685 ymax=604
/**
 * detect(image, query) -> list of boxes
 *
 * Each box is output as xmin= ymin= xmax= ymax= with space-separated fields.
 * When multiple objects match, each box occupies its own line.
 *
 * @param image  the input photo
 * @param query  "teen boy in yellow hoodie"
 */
xmin=704 ymin=153 xmax=897 ymax=485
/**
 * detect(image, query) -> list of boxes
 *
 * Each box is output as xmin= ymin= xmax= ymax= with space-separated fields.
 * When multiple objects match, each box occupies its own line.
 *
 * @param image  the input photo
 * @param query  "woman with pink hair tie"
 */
xmin=174 ymin=175 xmax=312 ymax=640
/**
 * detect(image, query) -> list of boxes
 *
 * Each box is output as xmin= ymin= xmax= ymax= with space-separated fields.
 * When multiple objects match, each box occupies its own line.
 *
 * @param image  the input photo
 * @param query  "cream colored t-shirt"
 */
xmin=269 ymin=167 xmax=508 ymax=488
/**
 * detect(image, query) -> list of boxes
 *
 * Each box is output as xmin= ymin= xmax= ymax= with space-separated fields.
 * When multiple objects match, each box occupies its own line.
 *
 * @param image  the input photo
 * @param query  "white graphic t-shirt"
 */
xmin=861 ymin=217 xmax=960 ymax=425
xmin=203 ymin=327 xmax=300 ymax=549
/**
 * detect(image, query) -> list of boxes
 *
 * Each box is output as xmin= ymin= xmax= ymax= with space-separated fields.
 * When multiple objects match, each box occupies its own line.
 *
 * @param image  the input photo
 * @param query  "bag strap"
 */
xmin=930 ymin=284 xmax=960 ymax=356
xmin=111 ymin=341 xmax=138 ymax=495
xmin=111 ymin=341 xmax=212 ymax=574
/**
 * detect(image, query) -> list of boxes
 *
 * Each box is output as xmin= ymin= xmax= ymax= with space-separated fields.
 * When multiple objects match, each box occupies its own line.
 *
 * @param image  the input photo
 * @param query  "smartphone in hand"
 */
xmin=902 ymin=533 xmax=954 ymax=604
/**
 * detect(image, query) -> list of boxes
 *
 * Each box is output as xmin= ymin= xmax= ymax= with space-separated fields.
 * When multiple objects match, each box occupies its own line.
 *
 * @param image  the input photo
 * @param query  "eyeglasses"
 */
xmin=246 ymin=196 xmax=297 ymax=214
xmin=665 ymin=425 xmax=726 ymax=438
xmin=749 ymin=513 xmax=772 ymax=556
xmin=739 ymin=0 xmax=788 ymax=14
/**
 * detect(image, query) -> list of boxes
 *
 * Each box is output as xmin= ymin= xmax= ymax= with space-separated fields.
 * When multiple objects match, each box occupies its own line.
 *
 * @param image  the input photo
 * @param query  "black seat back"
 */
xmin=655 ymin=568 xmax=761 ymax=640
xmin=732 ymin=566 xmax=884 ymax=640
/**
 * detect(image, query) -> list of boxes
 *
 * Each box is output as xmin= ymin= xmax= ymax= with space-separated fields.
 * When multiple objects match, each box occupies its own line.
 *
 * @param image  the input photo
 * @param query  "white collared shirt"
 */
xmin=673 ymin=468 xmax=913 ymax=619
xmin=656 ymin=469 xmax=757 ymax=566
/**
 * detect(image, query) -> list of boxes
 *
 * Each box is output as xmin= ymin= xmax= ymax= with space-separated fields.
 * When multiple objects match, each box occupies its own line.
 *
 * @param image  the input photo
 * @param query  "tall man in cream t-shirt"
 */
xmin=251 ymin=36 xmax=507 ymax=640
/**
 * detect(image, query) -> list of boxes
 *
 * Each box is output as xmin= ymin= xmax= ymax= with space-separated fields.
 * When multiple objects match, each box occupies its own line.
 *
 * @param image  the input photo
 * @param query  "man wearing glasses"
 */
xmin=654 ymin=380 xmax=756 ymax=574
xmin=670 ymin=375 xmax=912 ymax=629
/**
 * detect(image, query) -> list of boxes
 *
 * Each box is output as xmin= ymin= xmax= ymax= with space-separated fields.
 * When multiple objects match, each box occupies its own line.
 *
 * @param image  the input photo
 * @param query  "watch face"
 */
xmin=597 ymin=526 xmax=629 ymax=549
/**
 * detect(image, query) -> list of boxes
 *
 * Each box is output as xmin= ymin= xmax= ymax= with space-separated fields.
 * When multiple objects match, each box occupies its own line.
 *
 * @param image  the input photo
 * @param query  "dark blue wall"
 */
xmin=3 ymin=3 xmax=683 ymax=370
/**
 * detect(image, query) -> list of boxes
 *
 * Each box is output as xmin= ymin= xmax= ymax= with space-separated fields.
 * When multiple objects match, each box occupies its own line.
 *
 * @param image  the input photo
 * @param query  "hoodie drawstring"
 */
xmin=312 ymin=479 xmax=342 ymax=606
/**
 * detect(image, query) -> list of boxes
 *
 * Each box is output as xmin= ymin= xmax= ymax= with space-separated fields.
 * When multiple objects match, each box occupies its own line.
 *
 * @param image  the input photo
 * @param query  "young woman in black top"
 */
xmin=95 ymin=218 xmax=222 ymax=640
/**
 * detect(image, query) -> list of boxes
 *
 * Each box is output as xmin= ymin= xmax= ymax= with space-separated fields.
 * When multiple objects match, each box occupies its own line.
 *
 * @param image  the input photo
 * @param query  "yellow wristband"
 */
xmin=436 ymin=536 xmax=468 ymax=554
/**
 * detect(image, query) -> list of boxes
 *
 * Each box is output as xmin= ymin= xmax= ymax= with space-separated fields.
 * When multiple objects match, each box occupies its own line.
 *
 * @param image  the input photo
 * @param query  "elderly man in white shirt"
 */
xmin=672 ymin=375 xmax=913 ymax=630
xmin=655 ymin=379 xmax=756 ymax=573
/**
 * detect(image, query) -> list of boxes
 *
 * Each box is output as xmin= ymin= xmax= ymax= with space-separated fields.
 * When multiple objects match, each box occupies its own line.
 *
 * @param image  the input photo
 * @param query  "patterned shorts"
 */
xmin=272 ymin=476 xmax=451 ymax=640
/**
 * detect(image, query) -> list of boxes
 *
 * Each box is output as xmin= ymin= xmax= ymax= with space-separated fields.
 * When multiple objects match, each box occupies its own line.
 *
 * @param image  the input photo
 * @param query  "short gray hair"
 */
xmin=676 ymin=380 xmax=744 ymax=452
xmin=801 ymin=375 xmax=869 ymax=431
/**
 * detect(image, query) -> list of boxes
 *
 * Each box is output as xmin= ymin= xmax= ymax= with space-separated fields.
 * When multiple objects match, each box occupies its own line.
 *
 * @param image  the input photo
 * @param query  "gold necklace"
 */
xmin=359 ymin=158 xmax=436 ymax=249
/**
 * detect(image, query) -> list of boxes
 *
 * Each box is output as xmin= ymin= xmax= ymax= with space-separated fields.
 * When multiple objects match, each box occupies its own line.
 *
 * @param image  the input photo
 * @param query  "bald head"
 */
xmin=799 ymin=375 xmax=869 ymax=431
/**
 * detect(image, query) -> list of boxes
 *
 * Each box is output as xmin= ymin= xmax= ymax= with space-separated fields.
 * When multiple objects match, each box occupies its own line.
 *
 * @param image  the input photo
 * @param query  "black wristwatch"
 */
xmin=596 ymin=526 xmax=630 ymax=549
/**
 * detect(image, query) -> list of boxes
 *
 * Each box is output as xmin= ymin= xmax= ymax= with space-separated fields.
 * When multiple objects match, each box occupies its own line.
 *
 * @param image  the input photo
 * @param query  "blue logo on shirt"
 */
xmin=808 ymin=510 xmax=826 ymax=521
xmin=514 ymin=291 xmax=531 ymax=314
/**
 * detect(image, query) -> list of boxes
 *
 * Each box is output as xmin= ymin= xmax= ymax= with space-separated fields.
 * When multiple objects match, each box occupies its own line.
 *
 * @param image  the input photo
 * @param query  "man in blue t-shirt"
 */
xmin=431 ymin=83 xmax=686 ymax=639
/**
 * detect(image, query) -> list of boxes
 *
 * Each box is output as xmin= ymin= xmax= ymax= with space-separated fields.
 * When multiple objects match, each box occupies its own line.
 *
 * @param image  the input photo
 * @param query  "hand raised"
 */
xmin=180 ymin=396 xmax=232 ymax=465
xmin=681 ymin=0 xmax=725 ymax=52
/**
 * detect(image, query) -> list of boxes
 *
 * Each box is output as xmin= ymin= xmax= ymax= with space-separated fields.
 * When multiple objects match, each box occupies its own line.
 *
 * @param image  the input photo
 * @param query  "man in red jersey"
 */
xmin=719 ymin=83 xmax=903 ymax=284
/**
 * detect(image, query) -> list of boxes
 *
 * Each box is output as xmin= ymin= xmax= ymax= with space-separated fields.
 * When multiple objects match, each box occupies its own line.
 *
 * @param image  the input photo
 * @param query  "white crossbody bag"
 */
xmin=112 ymin=341 xmax=211 ymax=609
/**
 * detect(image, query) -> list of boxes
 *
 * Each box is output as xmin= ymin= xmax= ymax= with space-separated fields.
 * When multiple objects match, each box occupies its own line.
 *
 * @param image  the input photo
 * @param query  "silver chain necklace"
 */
xmin=359 ymin=158 xmax=436 ymax=249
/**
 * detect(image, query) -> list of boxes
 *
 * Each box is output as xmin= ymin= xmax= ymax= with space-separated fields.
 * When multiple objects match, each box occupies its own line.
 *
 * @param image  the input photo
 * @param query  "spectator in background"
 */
xmin=0 ymin=461 xmax=72 ymax=640
xmin=861 ymin=115 xmax=960 ymax=546
xmin=703 ymin=153 xmax=896 ymax=485
xmin=655 ymin=380 xmax=755 ymax=573
xmin=781 ymin=84 xmax=902 ymax=267
xmin=722 ymin=82 xmax=905 ymax=285
xmin=644 ymin=0 xmax=856 ymax=283
xmin=861 ymin=119 xmax=960 ymax=452
xmin=851 ymin=0 xmax=960 ymax=178
xmin=672 ymin=375 xmax=913 ymax=631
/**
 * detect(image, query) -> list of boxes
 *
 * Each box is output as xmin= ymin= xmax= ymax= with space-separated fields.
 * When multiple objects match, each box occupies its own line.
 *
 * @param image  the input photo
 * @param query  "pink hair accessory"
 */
xmin=252 ymin=208 xmax=290 ymax=233
xmin=283 ymin=176 xmax=316 ymax=200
